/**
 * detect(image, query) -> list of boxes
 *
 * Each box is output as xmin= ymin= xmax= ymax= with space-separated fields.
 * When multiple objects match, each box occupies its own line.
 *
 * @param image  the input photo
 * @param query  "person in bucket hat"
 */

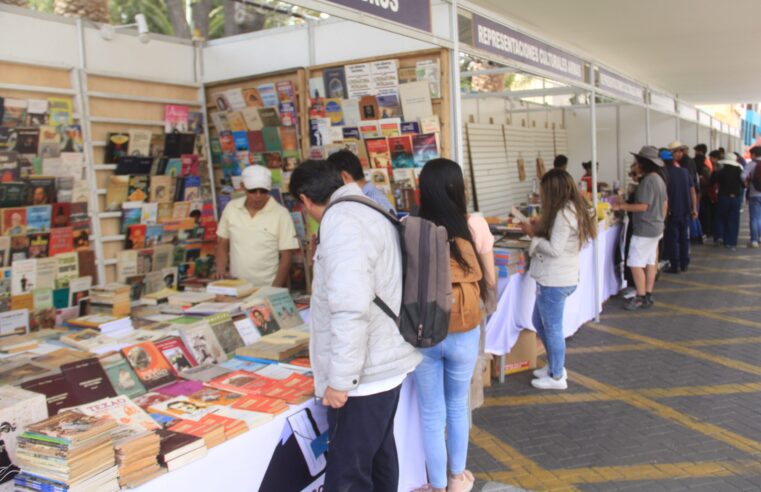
xmin=612 ymin=146 xmax=668 ymax=310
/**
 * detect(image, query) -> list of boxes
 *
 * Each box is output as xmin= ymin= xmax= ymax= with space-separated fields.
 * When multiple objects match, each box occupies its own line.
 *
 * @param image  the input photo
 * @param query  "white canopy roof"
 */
xmin=468 ymin=0 xmax=759 ymax=104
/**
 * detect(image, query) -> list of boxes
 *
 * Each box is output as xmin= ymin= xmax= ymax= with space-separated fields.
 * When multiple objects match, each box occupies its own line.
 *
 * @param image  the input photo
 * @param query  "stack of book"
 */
xmin=155 ymin=429 xmax=207 ymax=472
xmin=167 ymin=418 xmax=226 ymax=448
xmin=14 ymin=411 xmax=119 ymax=492
xmin=68 ymin=314 xmax=134 ymax=338
xmin=89 ymin=283 xmax=132 ymax=317
xmin=493 ymin=247 xmax=526 ymax=277
xmin=206 ymin=278 xmax=256 ymax=298
xmin=167 ymin=291 xmax=216 ymax=308
xmin=110 ymin=427 xmax=164 ymax=487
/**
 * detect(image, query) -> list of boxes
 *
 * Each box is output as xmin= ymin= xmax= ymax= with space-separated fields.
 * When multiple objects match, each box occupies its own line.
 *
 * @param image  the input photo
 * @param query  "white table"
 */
xmin=135 ymin=376 xmax=425 ymax=492
xmin=485 ymin=223 xmax=623 ymax=373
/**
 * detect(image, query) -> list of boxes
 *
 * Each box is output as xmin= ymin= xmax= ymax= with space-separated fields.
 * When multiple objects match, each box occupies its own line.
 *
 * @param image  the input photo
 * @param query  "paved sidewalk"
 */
xmin=469 ymin=235 xmax=761 ymax=491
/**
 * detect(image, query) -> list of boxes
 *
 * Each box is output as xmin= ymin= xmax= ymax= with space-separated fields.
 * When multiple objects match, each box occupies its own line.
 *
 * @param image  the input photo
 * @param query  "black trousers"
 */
xmin=699 ymin=196 xmax=714 ymax=237
xmin=324 ymin=384 xmax=402 ymax=492
xmin=665 ymin=216 xmax=690 ymax=270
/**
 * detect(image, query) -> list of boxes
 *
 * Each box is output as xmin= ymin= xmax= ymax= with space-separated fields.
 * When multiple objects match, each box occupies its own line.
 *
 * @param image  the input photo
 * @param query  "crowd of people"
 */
xmin=212 ymin=143 xmax=759 ymax=491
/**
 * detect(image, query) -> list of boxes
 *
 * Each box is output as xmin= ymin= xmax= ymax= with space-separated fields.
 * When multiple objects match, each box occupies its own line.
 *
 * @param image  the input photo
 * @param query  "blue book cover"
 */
xmin=221 ymin=358 xmax=266 ymax=372
xmin=121 ymin=204 xmax=142 ymax=234
xmin=182 ymin=176 xmax=201 ymax=201
xmin=145 ymin=224 xmax=164 ymax=247
xmin=401 ymin=121 xmax=420 ymax=134
xmin=163 ymin=157 xmax=183 ymax=177
xmin=233 ymin=131 xmax=249 ymax=151
xmin=26 ymin=205 xmax=51 ymax=234
xmin=257 ymin=83 xmax=279 ymax=107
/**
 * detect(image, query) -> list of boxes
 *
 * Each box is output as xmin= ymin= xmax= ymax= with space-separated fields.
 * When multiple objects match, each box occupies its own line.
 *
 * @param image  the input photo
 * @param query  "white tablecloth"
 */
xmin=485 ymin=223 xmax=623 ymax=355
xmin=135 ymin=377 xmax=425 ymax=492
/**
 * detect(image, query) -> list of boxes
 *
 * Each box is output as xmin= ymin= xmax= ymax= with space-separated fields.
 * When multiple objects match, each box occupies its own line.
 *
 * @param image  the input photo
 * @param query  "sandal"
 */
xmin=447 ymin=470 xmax=474 ymax=492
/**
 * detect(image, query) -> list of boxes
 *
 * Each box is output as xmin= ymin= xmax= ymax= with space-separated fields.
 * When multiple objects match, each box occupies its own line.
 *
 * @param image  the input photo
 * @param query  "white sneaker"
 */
xmin=622 ymin=287 xmax=637 ymax=299
xmin=532 ymin=366 xmax=567 ymax=379
xmin=531 ymin=375 xmax=568 ymax=390
xmin=749 ymin=241 xmax=759 ymax=249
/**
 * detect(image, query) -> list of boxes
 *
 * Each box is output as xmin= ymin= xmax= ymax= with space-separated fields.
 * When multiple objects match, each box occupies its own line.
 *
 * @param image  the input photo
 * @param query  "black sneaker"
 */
xmin=624 ymin=296 xmax=644 ymax=311
xmin=643 ymin=294 xmax=654 ymax=308
xmin=664 ymin=268 xmax=680 ymax=274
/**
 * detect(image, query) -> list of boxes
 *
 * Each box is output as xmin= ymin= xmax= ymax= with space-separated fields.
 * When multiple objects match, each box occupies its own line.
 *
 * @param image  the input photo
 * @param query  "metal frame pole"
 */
xmin=589 ymin=64 xmax=601 ymax=322
xmin=74 ymin=18 xmax=107 ymax=284
xmin=645 ymin=104 xmax=651 ymax=146
xmin=449 ymin=0 xmax=464 ymax=165
xmin=616 ymin=103 xmax=622 ymax=184
xmin=195 ymin=42 xmax=218 ymax=221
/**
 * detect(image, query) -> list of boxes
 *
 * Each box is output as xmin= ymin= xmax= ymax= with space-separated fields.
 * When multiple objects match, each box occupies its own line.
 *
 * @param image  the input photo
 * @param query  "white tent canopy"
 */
xmin=466 ymin=0 xmax=760 ymax=104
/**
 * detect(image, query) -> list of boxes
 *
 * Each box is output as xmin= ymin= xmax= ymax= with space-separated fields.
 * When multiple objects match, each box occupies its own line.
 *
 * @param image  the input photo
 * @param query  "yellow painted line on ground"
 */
xmin=683 ymin=336 xmax=761 ymax=347
xmin=483 ymin=460 xmax=761 ymax=487
xmin=600 ymin=310 xmax=678 ymax=320
xmin=569 ymin=370 xmax=761 ymax=457
xmin=637 ymin=382 xmax=761 ymax=399
xmin=566 ymin=344 xmax=653 ymax=354
xmin=483 ymin=392 xmax=613 ymax=407
xmin=588 ymin=322 xmax=761 ymax=376
xmin=657 ymin=277 xmax=761 ymax=297
xmin=470 ymin=425 xmax=581 ymax=491
xmin=655 ymin=302 xmax=761 ymax=331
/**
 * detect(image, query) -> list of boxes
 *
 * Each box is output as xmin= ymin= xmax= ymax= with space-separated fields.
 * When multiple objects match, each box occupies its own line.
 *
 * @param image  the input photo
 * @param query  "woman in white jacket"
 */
xmin=521 ymin=169 xmax=597 ymax=390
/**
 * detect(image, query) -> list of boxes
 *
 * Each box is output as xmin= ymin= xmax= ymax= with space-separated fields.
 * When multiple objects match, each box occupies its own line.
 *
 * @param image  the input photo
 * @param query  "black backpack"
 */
xmin=752 ymin=160 xmax=761 ymax=193
xmin=321 ymin=196 xmax=452 ymax=347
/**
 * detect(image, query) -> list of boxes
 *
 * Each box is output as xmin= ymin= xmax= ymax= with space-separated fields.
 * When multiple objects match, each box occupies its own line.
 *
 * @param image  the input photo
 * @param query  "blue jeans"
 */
xmin=716 ymin=194 xmax=743 ymax=247
xmin=532 ymin=284 xmax=577 ymax=379
xmin=749 ymin=196 xmax=761 ymax=243
xmin=413 ymin=327 xmax=480 ymax=489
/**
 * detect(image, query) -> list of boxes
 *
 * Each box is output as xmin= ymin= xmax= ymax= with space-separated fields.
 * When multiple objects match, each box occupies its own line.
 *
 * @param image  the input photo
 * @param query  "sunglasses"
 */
xmin=246 ymin=188 xmax=269 ymax=195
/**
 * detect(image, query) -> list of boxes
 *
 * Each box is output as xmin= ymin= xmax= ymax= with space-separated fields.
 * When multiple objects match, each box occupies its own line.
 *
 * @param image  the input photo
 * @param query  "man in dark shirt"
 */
xmin=664 ymin=153 xmax=696 ymax=273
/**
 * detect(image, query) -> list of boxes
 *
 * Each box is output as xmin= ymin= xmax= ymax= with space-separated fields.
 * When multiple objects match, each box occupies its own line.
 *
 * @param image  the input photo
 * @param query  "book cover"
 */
xmin=26 ymin=205 xmax=52 ymax=234
xmin=145 ymin=224 xmax=164 ymax=248
xmin=379 ymin=117 xmax=402 ymax=137
xmin=279 ymin=101 xmax=298 ymax=127
xmin=209 ymin=111 xmax=230 ymax=132
xmin=365 ymin=137 xmax=391 ymax=170
xmin=163 ymin=157 xmax=183 ymax=178
xmin=2 ymin=208 xmax=26 ymax=237
xmin=21 ymin=373 xmax=76 ymax=415
xmin=240 ymin=107 xmax=263 ymax=132
xmin=242 ymin=88 xmax=263 ymax=108
xmin=126 ymin=224 xmax=147 ymax=250
xmin=50 ymin=203 xmax=70 ymax=228
xmin=188 ymin=387 xmax=241 ymax=407
xmin=359 ymin=121 xmax=381 ymax=140
xmin=74 ymin=395 xmax=158 ymax=432
xmin=10 ymin=235 xmax=30 ymax=263
xmin=218 ymin=131 xmax=236 ymax=153
xmin=156 ymin=380 xmax=205 ymax=398
xmin=323 ymin=67 xmax=348 ymax=98
xmin=127 ymin=129 xmax=152 ymax=156
xmin=377 ymin=95 xmax=403 ymax=119
xmin=342 ymin=99 xmax=362 ymax=127
xmin=48 ymin=97 xmax=73 ymax=126
xmin=324 ymin=98 xmax=344 ymax=126
xmin=419 ymin=115 xmax=441 ymax=134
xmin=27 ymin=233 xmax=49 ymax=258
xmin=227 ymin=112 xmax=247 ymax=132
xmin=266 ymin=291 xmax=303 ymax=329
xmin=154 ymin=336 xmax=197 ymax=373
xmin=60 ymin=357 xmax=118 ymax=405
xmin=262 ymin=127 xmax=282 ymax=152
xmin=104 ymin=175 xmax=129 ymax=212
xmin=121 ymin=203 xmax=142 ymax=234
xmin=188 ymin=111 xmax=204 ymax=135
xmin=54 ymin=251 xmax=79 ymax=288
xmin=165 ymin=105 xmax=189 ymax=133
xmin=360 ymin=95 xmax=379 ymax=120
xmin=69 ymin=201 xmax=88 ymax=223
xmin=257 ymin=84 xmax=279 ymax=107
xmin=116 ymin=155 xmax=152 ymax=175
xmin=412 ymin=133 xmax=439 ymax=167
xmin=149 ymin=175 xmax=173 ymax=204
xmin=179 ymin=321 xmax=226 ymax=366
xmin=389 ymin=135 xmax=415 ymax=168
xmin=181 ymin=154 xmax=200 ymax=176
xmin=246 ymin=304 xmax=280 ymax=336
xmin=164 ymin=132 xmax=195 ymax=158
xmin=399 ymin=81 xmax=433 ymax=123
xmin=72 ymin=219 xmax=91 ymax=252
xmin=0 ymin=236 xmax=9 ymax=268
xmin=258 ymin=107 xmax=281 ymax=128
xmin=127 ymin=175 xmax=149 ymax=202
xmin=122 ymin=342 xmax=177 ymax=390
xmin=207 ymin=313 xmax=245 ymax=355
xmin=15 ymin=128 xmax=39 ymax=154
xmin=182 ymin=176 xmax=201 ymax=201
xmin=368 ymin=168 xmax=394 ymax=203
xmin=206 ymin=370 xmax=277 ymax=397
xmin=223 ymin=88 xmax=247 ymax=111
xmin=11 ymin=258 xmax=35 ymax=296
xmin=100 ymin=352 xmax=147 ymax=399
xmin=104 ymin=132 xmax=130 ymax=164
xmin=26 ymin=177 xmax=56 ymax=205
xmin=141 ymin=202 xmax=158 ymax=224
xmin=278 ymin=127 xmax=299 ymax=152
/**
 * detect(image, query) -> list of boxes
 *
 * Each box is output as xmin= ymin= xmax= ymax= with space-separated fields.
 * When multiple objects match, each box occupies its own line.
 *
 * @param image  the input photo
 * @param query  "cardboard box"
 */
xmin=482 ymin=355 xmax=492 ymax=388
xmin=469 ymin=356 xmax=486 ymax=411
xmin=492 ymin=329 xmax=538 ymax=377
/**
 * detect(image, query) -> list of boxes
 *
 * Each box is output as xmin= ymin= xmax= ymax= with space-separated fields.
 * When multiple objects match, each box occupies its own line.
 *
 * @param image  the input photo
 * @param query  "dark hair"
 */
xmin=418 ymin=158 xmax=487 ymax=301
xmin=636 ymin=156 xmax=667 ymax=185
xmin=582 ymin=161 xmax=592 ymax=170
xmin=709 ymin=150 xmax=722 ymax=159
xmin=327 ymin=150 xmax=364 ymax=181
xmin=694 ymin=144 xmax=708 ymax=154
xmin=289 ymin=160 xmax=343 ymax=205
xmin=553 ymin=154 xmax=568 ymax=168
xmin=751 ymin=146 xmax=761 ymax=158
xmin=536 ymin=169 xmax=597 ymax=245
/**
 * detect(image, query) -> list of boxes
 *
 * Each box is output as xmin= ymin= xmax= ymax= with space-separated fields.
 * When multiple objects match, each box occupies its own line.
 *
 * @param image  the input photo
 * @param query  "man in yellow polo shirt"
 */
xmin=215 ymin=165 xmax=299 ymax=287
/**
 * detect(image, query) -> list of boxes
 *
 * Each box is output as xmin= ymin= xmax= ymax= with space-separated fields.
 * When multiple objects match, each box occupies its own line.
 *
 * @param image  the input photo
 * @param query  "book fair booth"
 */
xmin=0 ymin=2 xmax=744 ymax=491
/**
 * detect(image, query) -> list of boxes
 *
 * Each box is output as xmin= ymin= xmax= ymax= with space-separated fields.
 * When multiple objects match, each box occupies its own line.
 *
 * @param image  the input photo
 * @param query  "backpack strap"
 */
xmin=318 ymin=195 xmax=402 ymax=324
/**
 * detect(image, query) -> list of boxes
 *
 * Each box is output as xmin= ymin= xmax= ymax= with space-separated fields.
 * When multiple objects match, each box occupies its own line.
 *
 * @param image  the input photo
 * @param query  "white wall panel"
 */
xmin=0 ymin=10 xmax=78 ymax=67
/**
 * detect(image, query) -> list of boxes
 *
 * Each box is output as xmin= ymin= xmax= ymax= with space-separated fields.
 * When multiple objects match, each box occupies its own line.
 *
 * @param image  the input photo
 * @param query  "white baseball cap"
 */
xmin=241 ymin=165 xmax=272 ymax=191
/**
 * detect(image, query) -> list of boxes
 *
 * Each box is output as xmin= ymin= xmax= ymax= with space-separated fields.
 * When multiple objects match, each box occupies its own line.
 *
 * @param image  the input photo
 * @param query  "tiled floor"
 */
xmin=470 ymin=231 xmax=761 ymax=491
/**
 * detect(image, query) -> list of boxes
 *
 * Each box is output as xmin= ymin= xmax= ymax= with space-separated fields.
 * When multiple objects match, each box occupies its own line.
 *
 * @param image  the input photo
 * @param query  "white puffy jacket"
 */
xmin=310 ymin=183 xmax=421 ymax=397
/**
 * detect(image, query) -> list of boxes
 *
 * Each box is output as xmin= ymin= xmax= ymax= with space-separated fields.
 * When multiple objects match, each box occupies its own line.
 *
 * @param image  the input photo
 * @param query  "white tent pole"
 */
xmin=616 ymin=103 xmax=622 ymax=185
xmin=449 ymin=0 xmax=464 ymax=165
xmin=589 ymin=64 xmax=601 ymax=322
xmin=645 ymin=104 xmax=651 ymax=146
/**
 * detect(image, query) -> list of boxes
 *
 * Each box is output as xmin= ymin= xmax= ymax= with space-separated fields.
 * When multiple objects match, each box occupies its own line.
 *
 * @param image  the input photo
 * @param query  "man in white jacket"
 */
xmin=289 ymin=160 xmax=421 ymax=491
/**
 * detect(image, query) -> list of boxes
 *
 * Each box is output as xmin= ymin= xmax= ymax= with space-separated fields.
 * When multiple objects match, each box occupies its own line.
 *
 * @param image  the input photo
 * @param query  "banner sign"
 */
xmin=322 ymin=0 xmax=432 ymax=32
xmin=471 ymin=14 xmax=585 ymax=82
xmin=597 ymin=68 xmax=645 ymax=103
xmin=649 ymin=91 xmax=675 ymax=113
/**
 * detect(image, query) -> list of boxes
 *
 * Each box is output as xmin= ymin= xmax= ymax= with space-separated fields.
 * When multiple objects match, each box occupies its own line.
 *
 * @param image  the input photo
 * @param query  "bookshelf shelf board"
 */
xmin=101 ymin=235 xmax=126 ymax=242
xmin=88 ymin=91 xmax=203 ymax=107
xmin=89 ymin=116 xmax=166 ymax=127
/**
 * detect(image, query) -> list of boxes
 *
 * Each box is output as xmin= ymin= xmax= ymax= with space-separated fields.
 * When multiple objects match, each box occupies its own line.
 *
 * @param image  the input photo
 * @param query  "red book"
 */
xmin=180 ymin=154 xmax=200 ymax=177
xmin=126 ymin=224 xmax=147 ymax=250
xmin=246 ymin=131 xmax=266 ymax=153
xmin=48 ymin=227 xmax=74 ymax=256
xmin=154 ymin=336 xmax=198 ymax=373
xmin=218 ymin=131 xmax=235 ymax=153
xmin=202 ymin=221 xmax=217 ymax=242
xmin=122 ymin=342 xmax=177 ymax=390
xmin=231 ymin=394 xmax=289 ymax=415
xmin=206 ymin=370 xmax=278 ymax=396
xmin=51 ymin=203 xmax=71 ymax=228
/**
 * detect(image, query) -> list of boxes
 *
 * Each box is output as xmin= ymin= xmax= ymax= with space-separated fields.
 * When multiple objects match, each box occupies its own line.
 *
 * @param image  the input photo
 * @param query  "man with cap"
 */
xmin=662 ymin=149 xmax=696 ymax=273
xmin=668 ymin=141 xmax=699 ymax=216
xmin=711 ymin=153 xmax=746 ymax=250
xmin=611 ymin=146 xmax=668 ymax=311
xmin=215 ymin=165 xmax=300 ymax=287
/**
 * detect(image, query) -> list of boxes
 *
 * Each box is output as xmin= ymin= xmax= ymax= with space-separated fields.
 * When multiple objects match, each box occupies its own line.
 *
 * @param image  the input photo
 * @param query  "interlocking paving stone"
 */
xmin=715 ymin=310 xmax=761 ymax=324
xmin=694 ymin=342 xmax=761 ymax=367
xmin=601 ymin=314 xmax=761 ymax=342
xmin=670 ymin=272 xmax=761 ymax=286
xmin=471 ymin=400 xmax=750 ymax=471
xmin=468 ymin=442 xmax=510 ymax=474
xmin=484 ymin=369 xmax=590 ymax=397
xmin=566 ymin=328 xmax=641 ymax=348
xmin=646 ymin=290 xmax=756 ymax=310
xmin=656 ymin=392 xmax=761 ymax=445
xmin=576 ymin=478 xmax=757 ymax=491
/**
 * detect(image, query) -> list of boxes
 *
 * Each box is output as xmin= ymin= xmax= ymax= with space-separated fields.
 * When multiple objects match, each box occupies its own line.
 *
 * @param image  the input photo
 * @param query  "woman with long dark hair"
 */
xmin=522 ymin=168 xmax=597 ymax=389
xmin=413 ymin=158 xmax=494 ymax=492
